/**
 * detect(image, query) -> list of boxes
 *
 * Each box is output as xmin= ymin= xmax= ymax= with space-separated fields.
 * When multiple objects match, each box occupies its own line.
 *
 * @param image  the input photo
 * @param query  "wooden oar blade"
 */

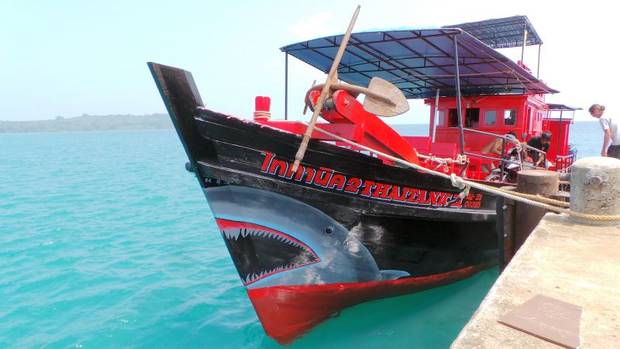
xmin=363 ymin=77 xmax=409 ymax=117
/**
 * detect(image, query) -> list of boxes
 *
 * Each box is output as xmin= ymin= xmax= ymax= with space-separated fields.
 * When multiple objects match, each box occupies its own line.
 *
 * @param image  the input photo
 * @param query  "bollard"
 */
xmin=570 ymin=157 xmax=620 ymax=226
xmin=513 ymin=170 xmax=559 ymax=251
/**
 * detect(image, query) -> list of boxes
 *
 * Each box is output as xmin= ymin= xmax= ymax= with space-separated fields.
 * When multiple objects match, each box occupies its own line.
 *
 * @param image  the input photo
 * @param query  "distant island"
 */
xmin=0 ymin=113 xmax=173 ymax=133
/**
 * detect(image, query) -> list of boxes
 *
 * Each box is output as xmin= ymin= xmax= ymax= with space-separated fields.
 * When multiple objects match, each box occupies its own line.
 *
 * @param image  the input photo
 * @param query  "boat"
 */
xmin=148 ymin=15 xmax=577 ymax=344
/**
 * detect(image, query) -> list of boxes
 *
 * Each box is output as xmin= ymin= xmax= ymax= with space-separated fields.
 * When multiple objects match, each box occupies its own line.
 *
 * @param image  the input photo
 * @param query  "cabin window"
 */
xmin=448 ymin=109 xmax=459 ymax=127
xmin=436 ymin=110 xmax=446 ymax=126
xmin=465 ymin=108 xmax=480 ymax=128
xmin=484 ymin=110 xmax=497 ymax=125
xmin=504 ymin=109 xmax=517 ymax=125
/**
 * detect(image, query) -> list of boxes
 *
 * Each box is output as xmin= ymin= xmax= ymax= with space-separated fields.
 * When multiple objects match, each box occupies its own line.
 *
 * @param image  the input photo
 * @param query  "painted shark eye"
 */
xmin=325 ymin=226 xmax=334 ymax=234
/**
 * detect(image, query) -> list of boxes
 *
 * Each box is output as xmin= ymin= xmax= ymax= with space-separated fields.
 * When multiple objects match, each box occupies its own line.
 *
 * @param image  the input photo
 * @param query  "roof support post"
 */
xmin=520 ymin=24 xmax=528 ymax=63
xmin=284 ymin=53 xmax=289 ymax=120
xmin=536 ymin=44 xmax=541 ymax=79
xmin=432 ymin=88 xmax=440 ymax=142
xmin=453 ymin=34 xmax=465 ymax=156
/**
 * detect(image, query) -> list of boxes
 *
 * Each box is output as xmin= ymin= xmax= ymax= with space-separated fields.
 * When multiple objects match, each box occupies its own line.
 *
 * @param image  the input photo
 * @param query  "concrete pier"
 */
xmin=453 ymin=157 xmax=620 ymax=348
xmin=452 ymin=213 xmax=620 ymax=348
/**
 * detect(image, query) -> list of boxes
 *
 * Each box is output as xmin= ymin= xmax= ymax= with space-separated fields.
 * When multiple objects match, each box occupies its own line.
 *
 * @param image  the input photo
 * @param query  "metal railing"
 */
xmin=556 ymin=152 xmax=576 ymax=173
xmin=462 ymin=128 xmax=548 ymax=181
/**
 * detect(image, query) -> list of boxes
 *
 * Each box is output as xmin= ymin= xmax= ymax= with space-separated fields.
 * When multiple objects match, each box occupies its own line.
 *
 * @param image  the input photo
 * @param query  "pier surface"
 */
xmin=452 ymin=213 xmax=620 ymax=348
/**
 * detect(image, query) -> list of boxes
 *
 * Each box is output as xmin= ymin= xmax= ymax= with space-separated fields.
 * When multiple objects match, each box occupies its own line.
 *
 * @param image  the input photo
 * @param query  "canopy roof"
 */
xmin=281 ymin=28 xmax=557 ymax=99
xmin=546 ymin=103 xmax=581 ymax=111
xmin=443 ymin=16 xmax=542 ymax=49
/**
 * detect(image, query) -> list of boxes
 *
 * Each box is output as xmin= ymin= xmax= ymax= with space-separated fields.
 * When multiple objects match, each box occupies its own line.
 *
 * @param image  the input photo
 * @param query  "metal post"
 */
xmin=432 ymin=88 xmax=440 ymax=142
xmin=536 ymin=44 xmax=541 ymax=79
xmin=284 ymin=53 xmax=289 ymax=120
xmin=520 ymin=25 xmax=528 ymax=63
xmin=495 ymin=195 xmax=506 ymax=269
xmin=453 ymin=35 xmax=465 ymax=156
xmin=500 ymin=138 xmax=506 ymax=180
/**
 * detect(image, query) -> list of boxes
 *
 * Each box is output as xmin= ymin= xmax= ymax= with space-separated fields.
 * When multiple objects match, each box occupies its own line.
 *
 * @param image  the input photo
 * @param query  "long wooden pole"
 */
xmin=291 ymin=5 xmax=361 ymax=173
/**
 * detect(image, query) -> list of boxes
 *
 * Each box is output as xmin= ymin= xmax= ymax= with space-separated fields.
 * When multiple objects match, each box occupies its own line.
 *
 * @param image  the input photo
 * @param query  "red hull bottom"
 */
xmin=247 ymin=264 xmax=487 ymax=344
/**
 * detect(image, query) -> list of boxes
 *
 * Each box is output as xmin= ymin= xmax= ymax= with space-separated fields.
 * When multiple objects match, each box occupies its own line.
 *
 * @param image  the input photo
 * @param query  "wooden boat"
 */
xmin=149 ymin=15 xmax=577 ymax=344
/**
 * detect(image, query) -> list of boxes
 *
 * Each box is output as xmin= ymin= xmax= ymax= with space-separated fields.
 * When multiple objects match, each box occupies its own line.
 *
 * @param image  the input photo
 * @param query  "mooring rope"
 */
xmin=308 ymin=123 xmax=620 ymax=222
xmin=417 ymin=153 xmax=465 ymax=165
xmin=499 ymin=190 xmax=570 ymax=208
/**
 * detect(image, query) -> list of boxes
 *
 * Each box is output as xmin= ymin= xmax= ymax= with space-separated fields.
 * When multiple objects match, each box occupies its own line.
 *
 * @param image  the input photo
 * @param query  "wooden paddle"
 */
xmin=292 ymin=5 xmax=361 ymax=173
xmin=309 ymin=78 xmax=409 ymax=117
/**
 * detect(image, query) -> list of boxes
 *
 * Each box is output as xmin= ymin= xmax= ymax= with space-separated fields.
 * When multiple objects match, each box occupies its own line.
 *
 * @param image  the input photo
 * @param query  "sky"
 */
xmin=1 ymin=0 xmax=617 ymax=123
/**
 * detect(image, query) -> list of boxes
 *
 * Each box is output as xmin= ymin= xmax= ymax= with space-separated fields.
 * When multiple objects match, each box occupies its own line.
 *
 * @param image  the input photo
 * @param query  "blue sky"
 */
xmin=1 ymin=0 xmax=615 ymax=122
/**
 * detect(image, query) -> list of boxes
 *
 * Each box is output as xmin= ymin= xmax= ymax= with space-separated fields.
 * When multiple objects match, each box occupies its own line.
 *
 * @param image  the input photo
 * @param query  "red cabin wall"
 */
xmin=543 ymin=119 xmax=572 ymax=159
xmin=426 ymin=94 xmax=547 ymax=151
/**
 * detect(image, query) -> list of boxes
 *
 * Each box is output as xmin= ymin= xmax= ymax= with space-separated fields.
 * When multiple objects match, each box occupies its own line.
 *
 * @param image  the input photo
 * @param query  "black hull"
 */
xmin=149 ymin=62 xmax=498 ymax=343
xmin=195 ymin=110 xmax=498 ymax=275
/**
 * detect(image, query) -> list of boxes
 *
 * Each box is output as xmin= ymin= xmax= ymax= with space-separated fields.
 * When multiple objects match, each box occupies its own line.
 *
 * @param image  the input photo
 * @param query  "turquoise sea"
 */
xmin=0 ymin=122 xmax=602 ymax=348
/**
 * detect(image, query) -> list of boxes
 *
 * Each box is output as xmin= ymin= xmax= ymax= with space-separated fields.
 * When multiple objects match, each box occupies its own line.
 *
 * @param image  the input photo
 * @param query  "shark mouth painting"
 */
xmin=218 ymin=219 xmax=320 ymax=285
xmin=205 ymin=186 xmax=487 ymax=344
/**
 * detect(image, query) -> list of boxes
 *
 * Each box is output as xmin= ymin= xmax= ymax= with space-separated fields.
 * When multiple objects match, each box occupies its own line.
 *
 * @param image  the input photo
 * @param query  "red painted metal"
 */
xmin=254 ymin=96 xmax=271 ymax=121
xmin=256 ymin=120 xmax=361 ymax=141
xmin=247 ymin=264 xmax=489 ymax=344
xmin=254 ymin=86 xmax=572 ymax=182
xmin=426 ymin=95 xmax=546 ymax=148
xmin=327 ymin=90 xmax=419 ymax=163
xmin=255 ymin=96 xmax=271 ymax=112
xmin=256 ymin=89 xmax=419 ymax=164
xmin=542 ymin=118 xmax=572 ymax=159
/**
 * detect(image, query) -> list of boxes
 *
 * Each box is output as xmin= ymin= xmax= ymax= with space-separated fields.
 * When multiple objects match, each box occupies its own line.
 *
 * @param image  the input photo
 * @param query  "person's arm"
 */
xmin=492 ymin=140 xmax=503 ymax=155
xmin=533 ymin=150 xmax=543 ymax=166
xmin=520 ymin=142 xmax=531 ymax=162
xmin=599 ymin=118 xmax=611 ymax=156
xmin=602 ymin=128 xmax=611 ymax=157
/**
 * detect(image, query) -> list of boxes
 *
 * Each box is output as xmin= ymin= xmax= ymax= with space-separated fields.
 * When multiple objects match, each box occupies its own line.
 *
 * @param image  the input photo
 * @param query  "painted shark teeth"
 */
xmin=221 ymin=228 xmax=288 ymax=241
xmin=220 ymin=224 xmax=320 ymax=285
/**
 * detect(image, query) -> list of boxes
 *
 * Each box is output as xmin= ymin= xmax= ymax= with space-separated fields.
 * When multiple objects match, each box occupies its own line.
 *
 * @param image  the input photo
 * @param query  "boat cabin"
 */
xmin=422 ymin=94 xmax=576 ymax=179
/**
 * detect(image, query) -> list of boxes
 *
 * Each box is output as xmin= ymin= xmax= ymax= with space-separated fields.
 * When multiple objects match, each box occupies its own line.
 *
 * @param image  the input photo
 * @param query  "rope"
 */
xmin=308 ymin=124 xmax=620 ymax=222
xmin=417 ymin=153 xmax=466 ymax=165
xmin=500 ymin=190 xmax=570 ymax=208
xmin=450 ymin=173 xmax=470 ymax=198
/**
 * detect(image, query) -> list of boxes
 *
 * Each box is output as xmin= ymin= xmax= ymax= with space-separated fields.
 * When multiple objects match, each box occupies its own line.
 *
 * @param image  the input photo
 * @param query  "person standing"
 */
xmin=589 ymin=104 xmax=620 ymax=159
xmin=526 ymin=131 xmax=552 ymax=167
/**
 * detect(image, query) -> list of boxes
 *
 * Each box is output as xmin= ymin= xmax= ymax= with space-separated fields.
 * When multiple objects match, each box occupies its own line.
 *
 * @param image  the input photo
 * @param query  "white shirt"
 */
xmin=599 ymin=115 xmax=620 ymax=146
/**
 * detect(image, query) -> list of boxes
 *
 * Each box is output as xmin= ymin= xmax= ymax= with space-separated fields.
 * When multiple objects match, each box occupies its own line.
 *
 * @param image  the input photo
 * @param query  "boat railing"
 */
xmin=556 ymin=153 xmax=576 ymax=173
xmin=463 ymin=128 xmax=547 ymax=160
xmin=463 ymin=151 xmax=522 ymax=166
xmin=461 ymin=128 xmax=548 ymax=180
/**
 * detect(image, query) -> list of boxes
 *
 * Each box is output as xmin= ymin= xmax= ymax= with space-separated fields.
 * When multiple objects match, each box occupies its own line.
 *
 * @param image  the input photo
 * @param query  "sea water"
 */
xmin=0 ymin=122 xmax=602 ymax=348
